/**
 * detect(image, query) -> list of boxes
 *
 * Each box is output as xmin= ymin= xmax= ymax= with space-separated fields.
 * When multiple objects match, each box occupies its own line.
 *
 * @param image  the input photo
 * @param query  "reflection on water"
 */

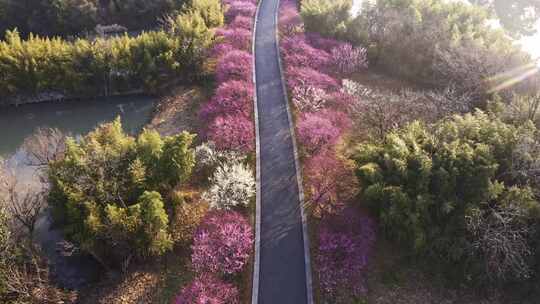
xmin=0 ymin=95 xmax=156 ymax=290
xmin=0 ymin=95 xmax=156 ymax=157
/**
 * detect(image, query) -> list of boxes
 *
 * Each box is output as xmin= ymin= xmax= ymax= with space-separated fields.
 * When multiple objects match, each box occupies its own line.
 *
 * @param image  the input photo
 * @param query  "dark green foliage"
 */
xmin=354 ymin=111 xmax=540 ymax=281
xmin=48 ymin=118 xmax=196 ymax=266
xmin=0 ymin=0 xmax=188 ymax=38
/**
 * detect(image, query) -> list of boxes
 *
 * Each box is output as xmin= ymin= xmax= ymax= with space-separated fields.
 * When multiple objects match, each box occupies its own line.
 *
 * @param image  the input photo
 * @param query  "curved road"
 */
xmin=252 ymin=0 xmax=312 ymax=303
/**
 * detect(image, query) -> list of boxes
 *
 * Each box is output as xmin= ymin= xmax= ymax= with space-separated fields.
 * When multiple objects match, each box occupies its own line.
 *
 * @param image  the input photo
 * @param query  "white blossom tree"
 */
xmin=203 ymin=161 xmax=255 ymax=210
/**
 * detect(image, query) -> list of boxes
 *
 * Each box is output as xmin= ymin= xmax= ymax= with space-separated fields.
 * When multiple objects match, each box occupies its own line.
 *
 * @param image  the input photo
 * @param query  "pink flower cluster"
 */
xmin=279 ymin=0 xmax=375 ymax=299
xmin=279 ymin=0 xmax=363 ymax=207
xmin=191 ymin=210 xmax=253 ymax=275
xmin=317 ymin=211 xmax=376 ymax=301
xmin=175 ymin=274 xmax=239 ymax=304
xmin=224 ymin=0 xmax=257 ymax=22
xmin=176 ymin=3 xmax=256 ymax=303
xmin=202 ymin=0 xmax=256 ymax=153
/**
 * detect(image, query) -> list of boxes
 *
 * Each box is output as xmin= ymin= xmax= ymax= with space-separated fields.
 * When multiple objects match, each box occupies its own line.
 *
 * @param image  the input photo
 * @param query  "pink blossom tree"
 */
xmin=281 ymin=34 xmax=331 ymax=70
xmin=191 ymin=210 xmax=253 ymax=275
xmin=210 ymin=42 xmax=236 ymax=59
xmin=330 ymin=43 xmax=368 ymax=75
xmin=297 ymin=112 xmax=341 ymax=155
xmin=199 ymin=80 xmax=254 ymax=121
xmin=216 ymin=27 xmax=252 ymax=51
xmin=305 ymin=33 xmax=342 ymax=53
xmin=207 ymin=114 xmax=254 ymax=153
xmin=216 ymin=50 xmax=253 ymax=83
xmin=303 ymin=151 xmax=358 ymax=215
xmin=279 ymin=0 xmax=303 ymax=35
xmin=317 ymin=210 xmax=376 ymax=302
xmin=286 ymin=66 xmax=339 ymax=92
xmin=230 ymin=15 xmax=253 ymax=30
xmin=175 ymin=274 xmax=239 ymax=304
xmin=225 ymin=1 xmax=257 ymax=21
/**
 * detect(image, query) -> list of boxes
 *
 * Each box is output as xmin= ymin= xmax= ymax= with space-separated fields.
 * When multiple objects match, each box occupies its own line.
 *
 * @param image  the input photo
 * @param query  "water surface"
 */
xmin=0 ymin=95 xmax=156 ymax=157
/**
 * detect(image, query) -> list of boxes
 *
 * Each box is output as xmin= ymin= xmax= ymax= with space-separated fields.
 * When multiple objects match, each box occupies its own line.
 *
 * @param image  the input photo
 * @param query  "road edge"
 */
xmin=251 ymin=0 xmax=263 ymax=303
xmin=274 ymin=0 xmax=314 ymax=303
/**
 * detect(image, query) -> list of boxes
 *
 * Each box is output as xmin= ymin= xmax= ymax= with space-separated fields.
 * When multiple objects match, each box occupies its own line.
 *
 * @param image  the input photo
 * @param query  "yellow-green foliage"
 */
xmin=300 ymin=0 xmax=352 ymax=38
xmin=48 ymin=118 xmax=196 ymax=266
xmin=190 ymin=0 xmax=225 ymax=28
xmin=0 ymin=0 xmax=223 ymax=100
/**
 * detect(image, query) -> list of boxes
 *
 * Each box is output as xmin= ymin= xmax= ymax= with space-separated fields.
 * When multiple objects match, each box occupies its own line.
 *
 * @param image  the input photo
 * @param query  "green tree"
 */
xmin=300 ymin=0 xmax=353 ymax=39
xmin=354 ymin=110 xmax=540 ymax=281
xmin=48 ymin=118 xmax=196 ymax=267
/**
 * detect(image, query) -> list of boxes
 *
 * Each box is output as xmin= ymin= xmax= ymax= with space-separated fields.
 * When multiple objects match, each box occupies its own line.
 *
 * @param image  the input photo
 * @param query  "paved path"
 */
xmin=252 ymin=0 xmax=311 ymax=303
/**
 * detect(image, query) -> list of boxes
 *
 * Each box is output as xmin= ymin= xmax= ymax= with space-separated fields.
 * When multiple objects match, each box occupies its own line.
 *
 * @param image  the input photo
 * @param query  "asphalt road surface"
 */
xmin=253 ymin=0 xmax=310 ymax=303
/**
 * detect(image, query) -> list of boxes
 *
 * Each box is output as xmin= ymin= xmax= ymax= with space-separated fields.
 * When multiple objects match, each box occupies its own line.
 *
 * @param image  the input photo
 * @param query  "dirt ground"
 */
xmin=146 ymin=86 xmax=208 ymax=137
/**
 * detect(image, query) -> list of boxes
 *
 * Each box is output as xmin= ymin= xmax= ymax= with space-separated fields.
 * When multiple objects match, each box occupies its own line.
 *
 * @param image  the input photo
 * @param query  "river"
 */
xmin=0 ymin=95 xmax=157 ymax=290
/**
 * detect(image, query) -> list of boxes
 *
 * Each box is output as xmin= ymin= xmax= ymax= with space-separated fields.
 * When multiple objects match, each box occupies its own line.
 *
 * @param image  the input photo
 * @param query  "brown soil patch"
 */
xmin=147 ymin=86 xmax=209 ymax=137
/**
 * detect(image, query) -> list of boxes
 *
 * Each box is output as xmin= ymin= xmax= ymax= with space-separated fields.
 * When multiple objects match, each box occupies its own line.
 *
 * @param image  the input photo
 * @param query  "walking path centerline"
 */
xmin=251 ymin=0 xmax=313 ymax=303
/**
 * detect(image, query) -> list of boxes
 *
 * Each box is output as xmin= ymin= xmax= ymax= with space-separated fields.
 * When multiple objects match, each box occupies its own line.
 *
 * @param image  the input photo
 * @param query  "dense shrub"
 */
xmin=207 ymin=115 xmax=255 ymax=152
xmin=317 ymin=210 xmax=375 ymax=302
xmin=191 ymin=210 xmax=253 ymax=275
xmin=175 ymin=274 xmax=239 ymax=304
xmin=300 ymin=0 xmax=352 ymax=39
xmin=48 ymin=119 xmax=196 ymax=266
xmin=170 ymin=191 xmax=209 ymax=244
xmin=0 ymin=0 xmax=188 ymax=38
xmin=354 ymin=111 xmax=540 ymax=281
xmin=190 ymin=0 xmax=225 ymax=28
xmin=0 ymin=2 xmax=220 ymax=101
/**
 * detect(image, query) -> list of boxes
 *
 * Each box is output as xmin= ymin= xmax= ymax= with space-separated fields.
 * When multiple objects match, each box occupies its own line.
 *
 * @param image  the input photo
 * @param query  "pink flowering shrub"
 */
xmin=207 ymin=115 xmax=254 ymax=152
xmin=216 ymin=50 xmax=253 ymax=83
xmin=297 ymin=112 xmax=341 ymax=155
xmin=216 ymin=27 xmax=252 ymax=51
xmin=317 ymin=211 xmax=376 ymax=302
xmin=286 ymin=66 xmax=339 ymax=92
xmin=222 ymin=0 xmax=256 ymax=6
xmin=330 ymin=43 xmax=368 ymax=75
xmin=211 ymin=42 xmax=236 ymax=59
xmin=191 ymin=210 xmax=253 ymax=275
xmin=305 ymin=33 xmax=342 ymax=53
xmin=175 ymin=274 xmax=239 ymax=304
xmin=230 ymin=15 xmax=253 ymax=30
xmin=281 ymin=34 xmax=331 ymax=70
xmin=225 ymin=1 xmax=257 ymax=21
xmin=199 ymin=80 xmax=254 ymax=121
xmin=279 ymin=0 xmax=303 ymax=35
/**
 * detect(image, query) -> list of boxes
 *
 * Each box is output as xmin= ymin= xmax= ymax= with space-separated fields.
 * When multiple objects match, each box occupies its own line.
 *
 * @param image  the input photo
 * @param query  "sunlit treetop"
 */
xmin=471 ymin=0 xmax=540 ymax=37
